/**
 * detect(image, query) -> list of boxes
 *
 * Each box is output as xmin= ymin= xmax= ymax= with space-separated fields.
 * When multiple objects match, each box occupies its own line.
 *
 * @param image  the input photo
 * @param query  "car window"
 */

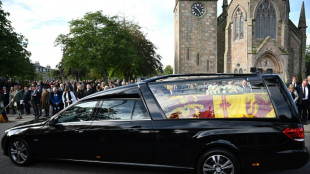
xmin=132 ymin=100 xmax=150 ymax=120
xmin=95 ymin=100 xmax=134 ymax=120
xmin=149 ymin=77 xmax=276 ymax=119
xmin=58 ymin=101 xmax=98 ymax=123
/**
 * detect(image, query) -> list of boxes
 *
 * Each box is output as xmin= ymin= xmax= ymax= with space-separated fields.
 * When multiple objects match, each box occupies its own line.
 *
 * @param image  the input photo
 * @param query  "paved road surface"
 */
xmin=0 ymin=115 xmax=309 ymax=174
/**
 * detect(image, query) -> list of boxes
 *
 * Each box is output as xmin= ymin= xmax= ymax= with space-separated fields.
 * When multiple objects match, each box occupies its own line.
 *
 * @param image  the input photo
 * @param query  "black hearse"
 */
xmin=1 ymin=74 xmax=309 ymax=174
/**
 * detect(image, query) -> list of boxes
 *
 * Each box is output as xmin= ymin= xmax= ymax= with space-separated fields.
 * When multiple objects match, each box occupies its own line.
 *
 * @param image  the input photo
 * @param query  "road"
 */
xmin=0 ymin=117 xmax=309 ymax=174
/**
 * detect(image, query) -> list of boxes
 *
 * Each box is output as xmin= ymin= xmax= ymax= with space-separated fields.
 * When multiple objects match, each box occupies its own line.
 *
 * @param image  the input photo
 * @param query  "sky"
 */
xmin=1 ymin=0 xmax=310 ymax=69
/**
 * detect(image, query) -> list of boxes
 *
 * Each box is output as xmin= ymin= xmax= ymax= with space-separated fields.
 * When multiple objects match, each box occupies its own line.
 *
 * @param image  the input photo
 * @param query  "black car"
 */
xmin=1 ymin=74 xmax=309 ymax=174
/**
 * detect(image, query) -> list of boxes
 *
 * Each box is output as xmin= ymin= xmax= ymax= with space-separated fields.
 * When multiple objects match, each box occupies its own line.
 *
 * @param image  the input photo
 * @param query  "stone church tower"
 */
xmin=220 ymin=0 xmax=307 ymax=81
xmin=174 ymin=0 xmax=307 ymax=82
xmin=174 ymin=0 xmax=218 ymax=74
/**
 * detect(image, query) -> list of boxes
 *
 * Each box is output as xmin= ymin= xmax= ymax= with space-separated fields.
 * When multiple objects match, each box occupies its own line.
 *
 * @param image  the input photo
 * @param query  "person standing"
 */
xmin=296 ymin=79 xmax=310 ymax=124
xmin=288 ymin=84 xmax=299 ymax=105
xmin=0 ymin=86 xmax=10 ymax=114
xmin=84 ymin=84 xmax=94 ymax=96
xmin=290 ymin=76 xmax=300 ymax=88
xmin=31 ymin=85 xmax=40 ymax=120
xmin=75 ymin=85 xmax=84 ymax=101
xmin=23 ymin=86 xmax=31 ymax=115
xmin=13 ymin=85 xmax=23 ymax=119
xmin=62 ymin=85 xmax=77 ymax=109
xmin=41 ymin=87 xmax=50 ymax=117
xmin=50 ymin=87 xmax=62 ymax=115
xmin=36 ymin=85 xmax=42 ymax=116
xmin=9 ymin=87 xmax=16 ymax=114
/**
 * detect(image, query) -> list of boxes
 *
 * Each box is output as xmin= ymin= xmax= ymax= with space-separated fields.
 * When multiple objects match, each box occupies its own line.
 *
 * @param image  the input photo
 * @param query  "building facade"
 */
xmin=174 ymin=0 xmax=307 ymax=82
xmin=33 ymin=61 xmax=51 ymax=80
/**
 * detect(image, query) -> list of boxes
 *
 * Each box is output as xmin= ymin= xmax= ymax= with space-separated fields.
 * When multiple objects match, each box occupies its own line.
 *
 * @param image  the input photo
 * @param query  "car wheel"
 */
xmin=197 ymin=148 xmax=240 ymax=174
xmin=8 ymin=138 xmax=33 ymax=166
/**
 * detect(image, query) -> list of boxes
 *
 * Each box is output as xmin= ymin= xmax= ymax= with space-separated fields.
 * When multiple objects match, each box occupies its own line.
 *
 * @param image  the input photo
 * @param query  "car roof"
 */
xmin=143 ymin=73 xmax=276 ymax=83
xmin=80 ymin=73 xmax=279 ymax=100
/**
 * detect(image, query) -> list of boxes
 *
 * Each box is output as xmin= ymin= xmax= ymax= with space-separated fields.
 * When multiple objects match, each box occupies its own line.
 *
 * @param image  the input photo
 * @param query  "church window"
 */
xmin=234 ymin=68 xmax=238 ymax=73
xmin=239 ymin=68 xmax=243 ymax=74
xmin=234 ymin=8 xmax=244 ymax=40
xmin=235 ymin=15 xmax=239 ymax=40
xmin=240 ymin=15 xmax=244 ymax=39
xmin=206 ymin=60 xmax=210 ymax=71
xmin=196 ymin=53 xmax=200 ymax=65
xmin=187 ymin=49 xmax=190 ymax=60
xmin=255 ymin=0 xmax=276 ymax=39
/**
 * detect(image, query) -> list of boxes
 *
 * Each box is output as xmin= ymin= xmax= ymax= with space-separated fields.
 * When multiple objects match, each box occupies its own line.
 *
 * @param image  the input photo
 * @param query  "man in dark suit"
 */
xmin=288 ymin=76 xmax=300 ymax=88
xmin=84 ymin=84 xmax=94 ymax=96
xmin=50 ymin=87 xmax=63 ymax=115
xmin=296 ymin=79 xmax=310 ymax=124
xmin=0 ymin=86 xmax=10 ymax=114
xmin=36 ymin=85 xmax=42 ymax=116
xmin=23 ymin=86 xmax=31 ymax=115
xmin=31 ymin=85 xmax=40 ymax=120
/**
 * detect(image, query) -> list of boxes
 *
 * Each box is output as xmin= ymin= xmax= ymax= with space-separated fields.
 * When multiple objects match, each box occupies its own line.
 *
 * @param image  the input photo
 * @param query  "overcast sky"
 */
xmin=2 ymin=0 xmax=310 ymax=69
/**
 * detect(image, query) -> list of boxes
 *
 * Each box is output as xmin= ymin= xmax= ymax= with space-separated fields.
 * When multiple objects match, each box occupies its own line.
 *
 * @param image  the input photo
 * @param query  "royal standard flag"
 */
xmin=212 ymin=93 xmax=275 ymax=118
xmin=0 ymin=109 xmax=9 ymax=123
xmin=159 ymin=92 xmax=276 ymax=119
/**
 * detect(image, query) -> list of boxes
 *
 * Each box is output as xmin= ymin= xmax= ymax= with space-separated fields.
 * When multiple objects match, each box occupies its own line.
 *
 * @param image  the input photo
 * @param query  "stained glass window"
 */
xmin=255 ymin=0 xmax=276 ymax=39
xmin=234 ymin=8 xmax=244 ymax=40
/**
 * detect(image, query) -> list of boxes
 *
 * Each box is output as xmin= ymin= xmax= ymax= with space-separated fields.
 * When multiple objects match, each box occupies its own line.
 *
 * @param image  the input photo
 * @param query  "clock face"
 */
xmin=191 ymin=3 xmax=205 ymax=17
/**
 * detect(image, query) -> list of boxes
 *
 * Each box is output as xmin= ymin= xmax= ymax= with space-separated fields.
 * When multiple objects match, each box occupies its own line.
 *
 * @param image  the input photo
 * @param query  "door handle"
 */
xmin=75 ymin=129 xmax=85 ymax=134
xmin=128 ymin=126 xmax=142 ymax=132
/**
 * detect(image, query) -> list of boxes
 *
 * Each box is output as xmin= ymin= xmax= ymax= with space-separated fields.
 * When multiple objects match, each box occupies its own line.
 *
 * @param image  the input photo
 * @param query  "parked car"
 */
xmin=1 ymin=74 xmax=309 ymax=174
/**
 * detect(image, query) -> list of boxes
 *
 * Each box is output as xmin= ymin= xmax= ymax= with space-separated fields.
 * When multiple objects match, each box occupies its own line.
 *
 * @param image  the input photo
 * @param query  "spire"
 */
xmin=298 ymin=1 xmax=307 ymax=29
xmin=222 ymin=0 xmax=228 ymax=13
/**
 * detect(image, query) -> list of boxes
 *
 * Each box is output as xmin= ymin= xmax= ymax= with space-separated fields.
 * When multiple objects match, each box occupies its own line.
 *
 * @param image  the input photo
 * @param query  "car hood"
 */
xmin=6 ymin=119 xmax=48 ymax=132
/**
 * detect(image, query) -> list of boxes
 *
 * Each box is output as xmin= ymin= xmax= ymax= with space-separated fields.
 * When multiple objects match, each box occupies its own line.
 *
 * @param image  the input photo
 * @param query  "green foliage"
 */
xmin=35 ymin=72 xmax=43 ymax=81
xmin=164 ymin=65 xmax=173 ymax=75
xmin=55 ymin=11 xmax=162 ymax=82
xmin=0 ymin=1 xmax=34 ymax=79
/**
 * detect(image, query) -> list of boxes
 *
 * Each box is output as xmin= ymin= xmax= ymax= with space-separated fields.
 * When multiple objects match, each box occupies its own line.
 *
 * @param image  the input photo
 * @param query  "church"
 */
xmin=174 ymin=0 xmax=307 ymax=81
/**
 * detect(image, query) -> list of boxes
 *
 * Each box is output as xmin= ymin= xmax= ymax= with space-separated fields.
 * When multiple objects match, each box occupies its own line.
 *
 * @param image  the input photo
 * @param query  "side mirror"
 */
xmin=49 ymin=118 xmax=56 ymax=126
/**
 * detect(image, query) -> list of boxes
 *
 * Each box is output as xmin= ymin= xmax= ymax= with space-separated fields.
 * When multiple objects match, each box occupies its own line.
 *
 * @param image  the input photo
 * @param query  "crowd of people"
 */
xmin=288 ymin=76 xmax=310 ymax=124
xmin=0 ymin=79 xmax=135 ymax=120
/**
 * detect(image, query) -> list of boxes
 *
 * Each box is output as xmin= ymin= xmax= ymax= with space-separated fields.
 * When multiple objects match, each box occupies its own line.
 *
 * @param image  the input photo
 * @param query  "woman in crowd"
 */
xmin=9 ymin=87 xmax=16 ymax=114
xmin=41 ymin=87 xmax=50 ymax=117
xmin=96 ymin=85 xmax=101 ymax=92
xmin=288 ymin=84 xmax=299 ymax=105
xmin=75 ymin=85 xmax=84 ymax=101
xmin=62 ymin=85 xmax=77 ymax=108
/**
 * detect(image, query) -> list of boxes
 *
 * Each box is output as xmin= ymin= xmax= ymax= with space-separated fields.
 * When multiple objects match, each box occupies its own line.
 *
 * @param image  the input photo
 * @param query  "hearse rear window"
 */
xmin=149 ymin=78 xmax=276 ymax=119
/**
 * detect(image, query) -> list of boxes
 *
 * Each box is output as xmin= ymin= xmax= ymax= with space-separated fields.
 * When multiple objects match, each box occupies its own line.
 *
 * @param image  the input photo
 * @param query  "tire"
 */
xmin=197 ymin=148 xmax=240 ymax=174
xmin=8 ymin=138 xmax=33 ymax=166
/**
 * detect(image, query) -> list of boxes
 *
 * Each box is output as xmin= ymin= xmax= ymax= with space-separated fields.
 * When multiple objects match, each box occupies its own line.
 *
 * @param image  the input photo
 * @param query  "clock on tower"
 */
xmin=174 ymin=0 xmax=218 ymax=74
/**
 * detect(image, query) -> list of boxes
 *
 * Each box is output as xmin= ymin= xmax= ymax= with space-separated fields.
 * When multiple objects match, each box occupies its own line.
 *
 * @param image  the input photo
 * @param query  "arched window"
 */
xmin=234 ymin=8 xmax=244 ymax=40
xmin=256 ymin=0 xmax=276 ymax=39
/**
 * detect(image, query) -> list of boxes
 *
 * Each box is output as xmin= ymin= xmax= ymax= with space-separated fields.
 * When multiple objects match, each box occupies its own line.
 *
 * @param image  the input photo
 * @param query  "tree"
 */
xmin=0 ymin=1 xmax=34 ymax=79
xmin=164 ymin=65 xmax=173 ymax=75
xmin=55 ymin=11 xmax=162 ymax=82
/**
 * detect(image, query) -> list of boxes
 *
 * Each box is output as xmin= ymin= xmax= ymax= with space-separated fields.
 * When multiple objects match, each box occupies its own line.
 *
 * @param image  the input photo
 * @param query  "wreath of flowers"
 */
xmin=206 ymin=85 xmax=243 ymax=95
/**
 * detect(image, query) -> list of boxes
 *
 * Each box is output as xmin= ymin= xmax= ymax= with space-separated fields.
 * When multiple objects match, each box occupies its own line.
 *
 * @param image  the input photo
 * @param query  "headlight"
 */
xmin=6 ymin=129 xmax=27 ymax=136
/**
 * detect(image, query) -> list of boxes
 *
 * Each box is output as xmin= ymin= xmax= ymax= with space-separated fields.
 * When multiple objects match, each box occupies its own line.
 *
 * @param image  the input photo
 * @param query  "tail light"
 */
xmin=283 ymin=127 xmax=305 ymax=141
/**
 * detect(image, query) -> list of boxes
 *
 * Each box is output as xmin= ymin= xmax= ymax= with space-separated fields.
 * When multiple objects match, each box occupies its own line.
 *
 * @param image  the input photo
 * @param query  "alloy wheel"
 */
xmin=202 ymin=154 xmax=234 ymax=174
xmin=10 ymin=140 xmax=29 ymax=165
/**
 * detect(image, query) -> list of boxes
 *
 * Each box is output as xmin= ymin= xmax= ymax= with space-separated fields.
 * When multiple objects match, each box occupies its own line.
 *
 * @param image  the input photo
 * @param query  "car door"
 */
xmin=87 ymin=99 xmax=155 ymax=164
xmin=36 ymin=100 xmax=99 ymax=159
